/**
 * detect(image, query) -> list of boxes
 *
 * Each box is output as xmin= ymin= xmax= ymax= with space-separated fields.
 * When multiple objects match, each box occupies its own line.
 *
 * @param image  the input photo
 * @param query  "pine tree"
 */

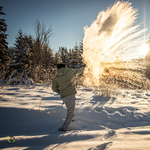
xmin=14 ymin=29 xmax=27 ymax=71
xmin=54 ymin=52 xmax=62 ymax=65
xmin=79 ymin=40 xmax=84 ymax=67
xmin=23 ymin=35 xmax=34 ymax=74
xmin=70 ymin=43 xmax=84 ymax=68
xmin=68 ymin=48 xmax=74 ymax=68
xmin=42 ymin=46 xmax=54 ymax=69
xmin=9 ymin=47 xmax=16 ymax=64
xmin=79 ymin=40 xmax=83 ymax=54
xmin=59 ymin=47 xmax=69 ymax=65
xmin=0 ymin=6 xmax=9 ymax=70
xmin=13 ymin=29 xmax=35 ymax=77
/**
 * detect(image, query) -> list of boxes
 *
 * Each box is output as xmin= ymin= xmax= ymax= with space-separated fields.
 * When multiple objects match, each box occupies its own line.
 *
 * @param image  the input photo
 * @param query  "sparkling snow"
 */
xmin=0 ymin=84 xmax=150 ymax=149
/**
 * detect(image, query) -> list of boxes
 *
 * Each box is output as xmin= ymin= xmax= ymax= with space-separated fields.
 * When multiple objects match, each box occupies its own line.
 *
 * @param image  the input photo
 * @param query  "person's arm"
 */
xmin=74 ymin=67 xmax=85 ymax=76
xmin=52 ymin=79 xmax=60 ymax=94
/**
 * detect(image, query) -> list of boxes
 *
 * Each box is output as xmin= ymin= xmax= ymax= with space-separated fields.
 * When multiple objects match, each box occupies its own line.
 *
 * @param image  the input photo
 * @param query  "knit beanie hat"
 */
xmin=57 ymin=63 xmax=66 ymax=69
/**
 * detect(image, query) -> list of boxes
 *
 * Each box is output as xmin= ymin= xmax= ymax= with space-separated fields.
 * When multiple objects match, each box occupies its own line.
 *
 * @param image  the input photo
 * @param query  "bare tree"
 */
xmin=32 ymin=19 xmax=54 ymax=82
xmin=33 ymin=19 xmax=53 ymax=47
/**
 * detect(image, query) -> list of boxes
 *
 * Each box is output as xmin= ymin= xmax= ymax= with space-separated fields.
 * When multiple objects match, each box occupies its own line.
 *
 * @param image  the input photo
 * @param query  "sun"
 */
xmin=139 ymin=43 xmax=149 ymax=57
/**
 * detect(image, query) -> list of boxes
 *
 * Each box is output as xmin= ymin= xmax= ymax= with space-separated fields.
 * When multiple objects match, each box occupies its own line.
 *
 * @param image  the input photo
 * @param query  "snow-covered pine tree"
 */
xmin=23 ymin=35 xmax=34 ymax=76
xmin=14 ymin=29 xmax=27 ymax=72
xmin=0 ymin=6 xmax=9 ymax=70
xmin=79 ymin=40 xmax=84 ymax=67
xmin=59 ymin=47 xmax=69 ymax=66
xmin=54 ymin=52 xmax=62 ymax=65
xmin=68 ymin=48 xmax=74 ymax=68
xmin=9 ymin=47 xmax=16 ymax=65
xmin=42 ymin=46 xmax=54 ymax=69
xmin=70 ymin=42 xmax=83 ymax=68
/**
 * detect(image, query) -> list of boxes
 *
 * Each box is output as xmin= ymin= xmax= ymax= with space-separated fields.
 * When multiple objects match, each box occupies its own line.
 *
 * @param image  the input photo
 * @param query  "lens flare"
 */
xmin=82 ymin=1 xmax=147 ymax=87
xmin=139 ymin=43 xmax=149 ymax=57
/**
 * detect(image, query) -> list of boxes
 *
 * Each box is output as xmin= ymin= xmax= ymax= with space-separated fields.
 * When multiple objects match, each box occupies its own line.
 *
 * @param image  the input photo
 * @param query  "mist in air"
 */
xmin=82 ymin=1 xmax=147 ymax=87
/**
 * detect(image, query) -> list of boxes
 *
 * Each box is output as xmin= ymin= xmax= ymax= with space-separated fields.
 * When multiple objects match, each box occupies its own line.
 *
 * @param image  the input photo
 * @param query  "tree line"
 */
xmin=1 ymin=6 xmax=150 ymax=84
xmin=0 ymin=6 xmax=84 ymax=84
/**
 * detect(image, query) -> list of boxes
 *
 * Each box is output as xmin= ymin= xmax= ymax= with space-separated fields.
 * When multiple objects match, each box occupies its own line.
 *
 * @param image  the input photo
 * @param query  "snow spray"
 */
xmin=82 ymin=1 xmax=148 ymax=88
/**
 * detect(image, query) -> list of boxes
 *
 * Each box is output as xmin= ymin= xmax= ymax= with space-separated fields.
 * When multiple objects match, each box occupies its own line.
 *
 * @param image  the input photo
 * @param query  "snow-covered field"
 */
xmin=0 ymin=84 xmax=150 ymax=150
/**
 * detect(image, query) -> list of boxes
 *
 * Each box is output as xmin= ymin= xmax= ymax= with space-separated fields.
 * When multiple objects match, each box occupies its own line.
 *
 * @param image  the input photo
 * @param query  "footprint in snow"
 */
xmin=103 ymin=130 xmax=116 ymax=140
xmin=88 ymin=142 xmax=112 ymax=150
xmin=88 ymin=130 xmax=115 ymax=150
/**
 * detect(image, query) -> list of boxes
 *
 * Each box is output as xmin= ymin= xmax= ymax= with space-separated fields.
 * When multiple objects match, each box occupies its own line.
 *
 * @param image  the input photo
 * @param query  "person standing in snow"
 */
xmin=52 ymin=63 xmax=85 ymax=131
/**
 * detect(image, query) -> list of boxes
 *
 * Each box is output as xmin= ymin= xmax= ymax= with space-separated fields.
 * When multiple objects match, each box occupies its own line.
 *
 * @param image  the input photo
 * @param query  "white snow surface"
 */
xmin=0 ymin=84 xmax=150 ymax=150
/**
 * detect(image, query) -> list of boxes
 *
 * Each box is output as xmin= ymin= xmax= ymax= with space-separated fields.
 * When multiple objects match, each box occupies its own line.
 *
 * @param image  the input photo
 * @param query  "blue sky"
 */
xmin=1 ymin=0 xmax=150 ymax=53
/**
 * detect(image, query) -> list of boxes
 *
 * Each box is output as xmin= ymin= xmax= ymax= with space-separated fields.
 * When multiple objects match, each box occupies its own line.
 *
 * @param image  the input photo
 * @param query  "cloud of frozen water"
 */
xmin=82 ymin=1 xmax=147 ymax=87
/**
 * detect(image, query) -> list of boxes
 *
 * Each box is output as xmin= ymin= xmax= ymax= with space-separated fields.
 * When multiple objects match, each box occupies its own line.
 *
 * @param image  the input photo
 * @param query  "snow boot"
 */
xmin=58 ymin=127 xmax=67 ymax=132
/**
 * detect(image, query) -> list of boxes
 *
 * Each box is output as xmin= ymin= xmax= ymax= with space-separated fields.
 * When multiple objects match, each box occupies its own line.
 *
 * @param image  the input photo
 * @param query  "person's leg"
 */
xmin=61 ymin=94 xmax=75 ymax=131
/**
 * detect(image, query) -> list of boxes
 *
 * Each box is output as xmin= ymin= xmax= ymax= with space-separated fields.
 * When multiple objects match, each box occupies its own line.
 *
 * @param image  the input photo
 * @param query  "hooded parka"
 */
xmin=52 ymin=67 xmax=84 ymax=98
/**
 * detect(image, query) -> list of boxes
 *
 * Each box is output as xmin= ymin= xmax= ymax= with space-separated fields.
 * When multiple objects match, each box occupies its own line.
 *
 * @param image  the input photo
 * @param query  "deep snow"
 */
xmin=0 ymin=84 xmax=150 ymax=150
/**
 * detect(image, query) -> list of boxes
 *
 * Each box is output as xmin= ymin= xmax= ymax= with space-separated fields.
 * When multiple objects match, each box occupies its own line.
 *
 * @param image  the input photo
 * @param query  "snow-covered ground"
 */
xmin=0 ymin=84 xmax=150 ymax=150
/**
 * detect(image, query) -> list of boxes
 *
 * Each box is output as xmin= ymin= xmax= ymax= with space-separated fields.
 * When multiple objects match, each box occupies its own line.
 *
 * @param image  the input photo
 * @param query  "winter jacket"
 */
xmin=52 ymin=67 xmax=85 ymax=98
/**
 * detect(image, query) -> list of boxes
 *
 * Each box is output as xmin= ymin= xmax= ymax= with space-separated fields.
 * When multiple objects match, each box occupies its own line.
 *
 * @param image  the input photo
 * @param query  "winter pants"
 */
xmin=61 ymin=94 xmax=75 ymax=130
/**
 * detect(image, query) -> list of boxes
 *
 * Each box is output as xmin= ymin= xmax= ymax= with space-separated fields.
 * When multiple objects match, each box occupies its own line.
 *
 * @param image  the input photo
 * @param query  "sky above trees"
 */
xmin=1 ymin=0 xmax=150 ymax=52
